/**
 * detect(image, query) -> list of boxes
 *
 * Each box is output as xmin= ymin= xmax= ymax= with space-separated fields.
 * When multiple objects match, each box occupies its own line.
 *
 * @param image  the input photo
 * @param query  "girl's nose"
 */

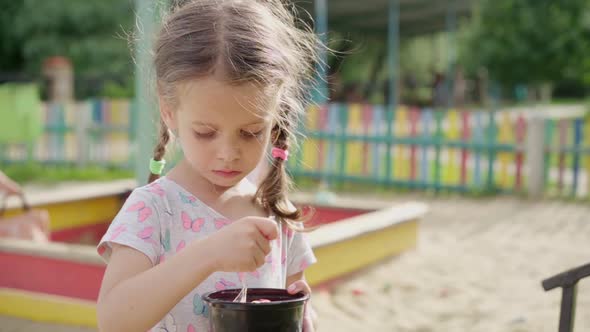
xmin=216 ymin=139 xmax=240 ymax=162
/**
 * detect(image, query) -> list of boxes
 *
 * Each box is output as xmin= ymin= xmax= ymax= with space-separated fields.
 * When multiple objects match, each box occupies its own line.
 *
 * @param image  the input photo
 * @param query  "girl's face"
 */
xmin=162 ymin=77 xmax=275 ymax=189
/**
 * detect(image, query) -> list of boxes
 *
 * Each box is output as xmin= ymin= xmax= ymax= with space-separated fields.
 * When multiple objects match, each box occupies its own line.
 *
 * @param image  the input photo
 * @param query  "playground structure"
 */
xmin=543 ymin=263 xmax=590 ymax=332
xmin=0 ymin=181 xmax=426 ymax=327
xmin=10 ymin=0 xmax=590 ymax=199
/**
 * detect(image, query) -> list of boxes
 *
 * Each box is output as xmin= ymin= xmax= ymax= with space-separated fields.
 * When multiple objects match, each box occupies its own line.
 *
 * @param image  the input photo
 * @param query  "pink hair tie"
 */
xmin=271 ymin=147 xmax=289 ymax=161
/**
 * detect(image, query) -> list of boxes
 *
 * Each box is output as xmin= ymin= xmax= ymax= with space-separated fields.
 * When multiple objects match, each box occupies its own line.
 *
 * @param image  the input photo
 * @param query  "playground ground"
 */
xmin=2 ymin=193 xmax=589 ymax=331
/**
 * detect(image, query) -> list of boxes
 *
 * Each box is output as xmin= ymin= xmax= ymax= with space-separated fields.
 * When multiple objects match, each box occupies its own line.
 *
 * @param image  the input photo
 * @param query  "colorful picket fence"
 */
xmin=544 ymin=116 xmax=590 ymax=197
xmin=1 ymin=99 xmax=588 ymax=198
xmin=0 ymin=99 xmax=134 ymax=168
xmin=289 ymin=103 xmax=590 ymax=198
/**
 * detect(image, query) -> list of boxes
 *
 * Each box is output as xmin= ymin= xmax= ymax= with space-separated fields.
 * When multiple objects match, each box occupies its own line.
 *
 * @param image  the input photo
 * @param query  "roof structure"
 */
xmin=297 ymin=0 xmax=473 ymax=37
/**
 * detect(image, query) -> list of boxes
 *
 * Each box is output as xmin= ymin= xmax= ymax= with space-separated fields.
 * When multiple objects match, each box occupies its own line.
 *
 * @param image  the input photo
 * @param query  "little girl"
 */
xmin=96 ymin=0 xmax=320 ymax=331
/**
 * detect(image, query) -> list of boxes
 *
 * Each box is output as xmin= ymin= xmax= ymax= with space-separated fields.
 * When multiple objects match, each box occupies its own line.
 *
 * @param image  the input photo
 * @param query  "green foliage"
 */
xmin=0 ymin=0 xmax=25 ymax=72
xmin=0 ymin=0 xmax=135 ymax=98
xmin=461 ymin=0 xmax=590 ymax=87
xmin=0 ymin=162 xmax=133 ymax=184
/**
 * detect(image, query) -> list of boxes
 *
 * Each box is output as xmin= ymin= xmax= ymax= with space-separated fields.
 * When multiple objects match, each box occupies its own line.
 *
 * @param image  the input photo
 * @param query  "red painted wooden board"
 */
xmin=0 ymin=205 xmax=369 ymax=301
xmin=0 ymin=251 xmax=105 ymax=301
xmin=305 ymin=206 xmax=366 ymax=226
xmin=51 ymin=222 xmax=110 ymax=244
xmin=46 ymin=206 xmax=366 ymax=244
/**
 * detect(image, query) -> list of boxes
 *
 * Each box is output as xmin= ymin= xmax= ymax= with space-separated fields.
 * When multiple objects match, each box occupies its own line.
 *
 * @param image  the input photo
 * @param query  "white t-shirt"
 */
xmin=97 ymin=177 xmax=316 ymax=331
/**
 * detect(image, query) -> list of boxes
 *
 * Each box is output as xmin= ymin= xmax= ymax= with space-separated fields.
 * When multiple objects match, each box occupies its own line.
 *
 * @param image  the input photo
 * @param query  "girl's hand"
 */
xmin=207 ymin=217 xmax=278 ymax=272
xmin=287 ymin=279 xmax=317 ymax=332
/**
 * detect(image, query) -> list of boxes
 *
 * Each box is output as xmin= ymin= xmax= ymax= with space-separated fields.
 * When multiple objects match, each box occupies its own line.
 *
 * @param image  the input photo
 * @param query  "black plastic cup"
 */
xmin=202 ymin=288 xmax=309 ymax=332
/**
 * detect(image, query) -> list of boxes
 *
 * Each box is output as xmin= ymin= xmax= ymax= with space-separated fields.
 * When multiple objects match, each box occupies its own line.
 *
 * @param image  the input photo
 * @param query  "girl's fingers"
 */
xmin=254 ymin=231 xmax=271 ymax=256
xmin=287 ymin=280 xmax=311 ymax=294
xmin=287 ymin=280 xmax=315 ymax=331
xmin=252 ymin=245 xmax=266 ymax=269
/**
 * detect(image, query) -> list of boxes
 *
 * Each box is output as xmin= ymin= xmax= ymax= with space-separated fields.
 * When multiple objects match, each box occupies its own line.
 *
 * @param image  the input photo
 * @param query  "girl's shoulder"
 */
xmin=124 ymin=177 xmax=183 ymax=217
xmin=129 ymin=179 xmax=169 ymax=203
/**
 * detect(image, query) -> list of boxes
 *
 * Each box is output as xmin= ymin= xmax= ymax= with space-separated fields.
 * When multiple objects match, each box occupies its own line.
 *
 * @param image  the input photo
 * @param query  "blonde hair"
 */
xmin=149 ymin=0 xmax=321 ymax=224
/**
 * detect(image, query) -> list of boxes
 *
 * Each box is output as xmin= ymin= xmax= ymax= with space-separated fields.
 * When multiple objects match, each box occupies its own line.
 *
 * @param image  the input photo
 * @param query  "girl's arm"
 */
xmin=97 ymin=217 xmax=278 ymax=332
xmin=97 ymin=239 xmax=217 ymax=332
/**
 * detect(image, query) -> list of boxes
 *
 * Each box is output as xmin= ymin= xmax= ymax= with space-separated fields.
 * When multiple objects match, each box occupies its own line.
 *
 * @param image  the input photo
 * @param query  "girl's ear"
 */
xmin=158 ymin=94 xmax=177 ymax=131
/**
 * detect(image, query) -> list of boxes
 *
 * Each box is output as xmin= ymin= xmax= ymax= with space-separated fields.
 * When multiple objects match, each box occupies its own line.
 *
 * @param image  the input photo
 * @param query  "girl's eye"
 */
xmin=194 ymin=131 xmax=216 ymax=139
xmin=241 ymin=130 xmax=263 ymax=139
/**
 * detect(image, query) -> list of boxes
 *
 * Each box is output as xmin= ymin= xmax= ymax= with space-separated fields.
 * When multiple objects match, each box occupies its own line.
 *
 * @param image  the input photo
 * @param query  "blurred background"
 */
xmin=1 ymin=0 xmax=589 ymax=331
xmin=1 ymin=0 xmax=589 ymax=197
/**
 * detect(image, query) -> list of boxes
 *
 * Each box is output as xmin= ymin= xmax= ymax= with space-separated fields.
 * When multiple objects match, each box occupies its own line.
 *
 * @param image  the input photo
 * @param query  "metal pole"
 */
xmin=314 ymin=0 xmax=329 ymax=104
xmin=313 ymin=0 xmax=331 ymax=194
xmin=134 ymin=0 xmax=160 ymax=185
xmin=385 ymin=0 xmax=399 ymax=183
xmin=558 ymin=285 xmax=577 ymax=332
xmin=445 ymin=0 xmax=457 ymax=109
xmin=526 ymin=115 xmax=545 ymax=198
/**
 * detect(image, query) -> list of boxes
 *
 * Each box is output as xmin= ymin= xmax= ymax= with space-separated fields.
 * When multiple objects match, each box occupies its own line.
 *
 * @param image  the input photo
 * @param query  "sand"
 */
xmin=313 ymin=196 xmax=590 ymax=332
xmin=2 ymin=195 xmax=589 ymax=331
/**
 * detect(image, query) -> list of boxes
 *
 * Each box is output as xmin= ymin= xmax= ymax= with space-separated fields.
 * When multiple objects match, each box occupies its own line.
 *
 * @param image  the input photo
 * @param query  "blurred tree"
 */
xmin=0 ymin=0 xmax=135 ymax=97
xmin=0 ymin=1 xmax=25 ymax=75
xmin=460 ymin=0 xmax=590 ymax=100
